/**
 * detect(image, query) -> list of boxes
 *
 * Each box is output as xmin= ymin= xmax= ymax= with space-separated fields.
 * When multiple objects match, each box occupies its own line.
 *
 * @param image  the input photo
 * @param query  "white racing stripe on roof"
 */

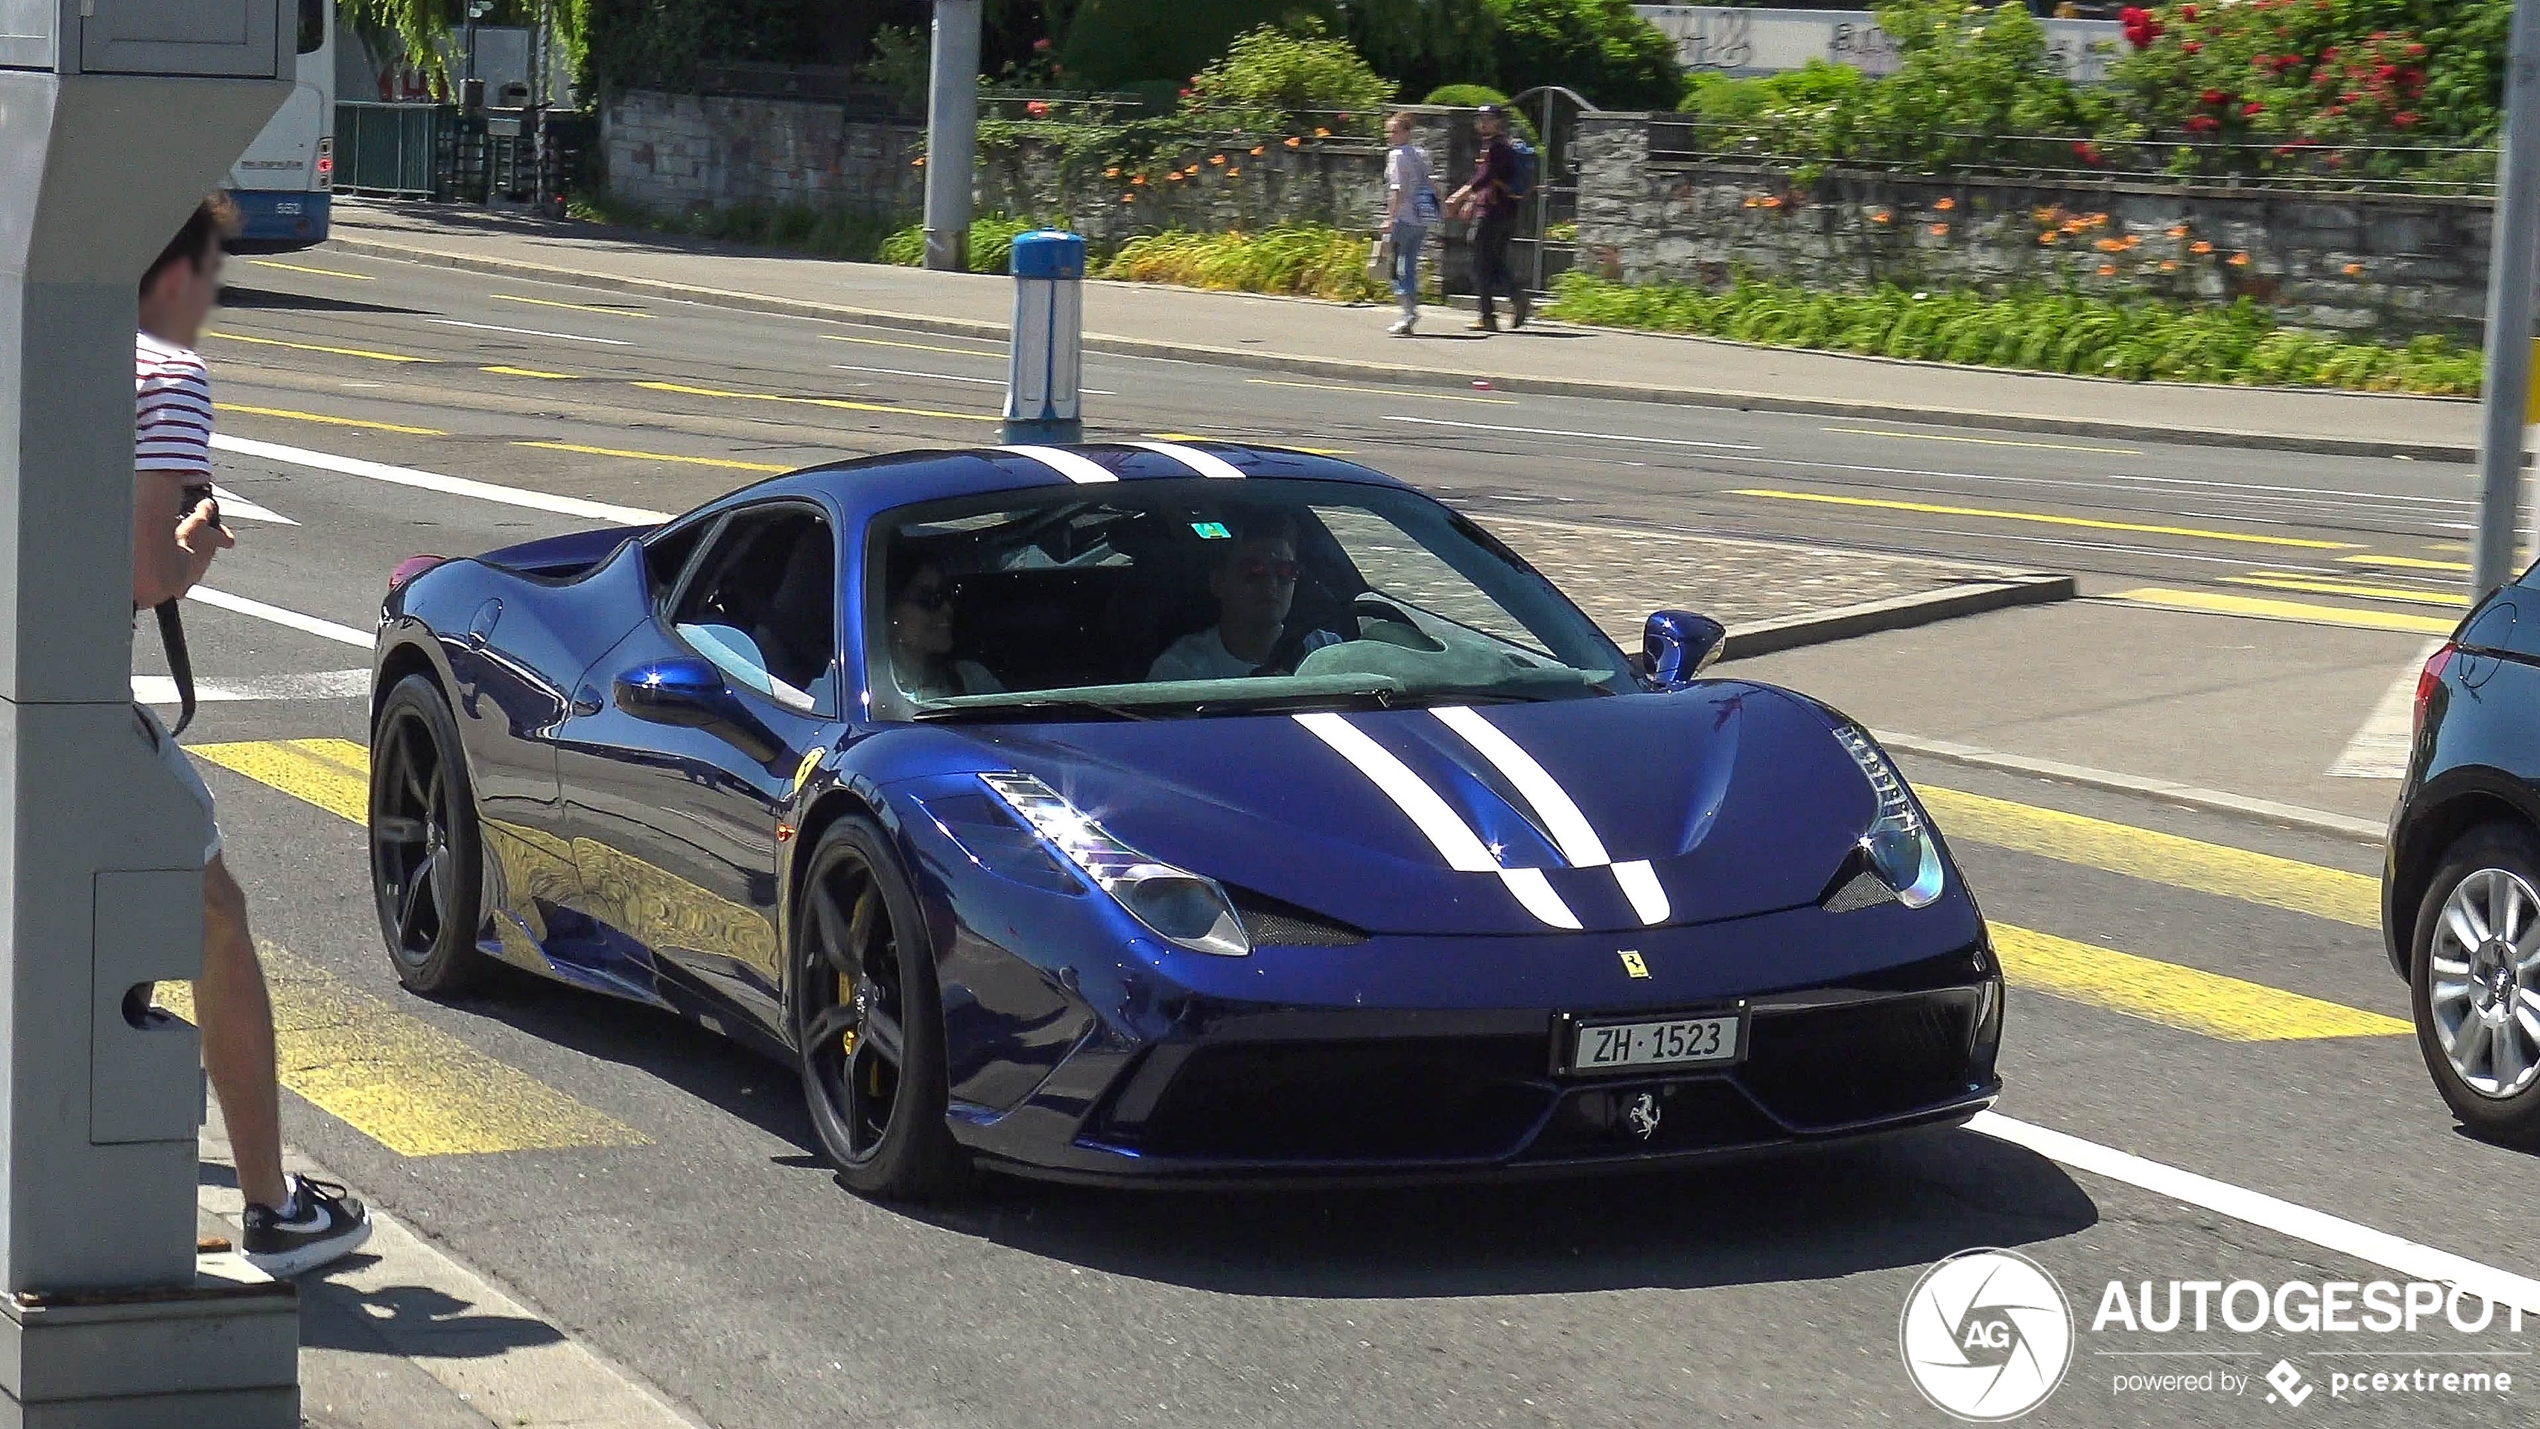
xmin=1433 ymin=705 xmax=1672 ymax=927
xmin=1292 ymin=711 xmax=1584 ymax=931
xmin=997 ymin=445 xmax=1119 ymax=484
xmin=1128 ymin=440 xmax=1247 ymax=479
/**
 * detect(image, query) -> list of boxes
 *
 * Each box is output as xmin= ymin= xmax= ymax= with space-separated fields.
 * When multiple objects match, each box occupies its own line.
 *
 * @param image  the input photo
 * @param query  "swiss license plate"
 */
xmin=1566 ymin=1012 xmax=1745 ymax=1073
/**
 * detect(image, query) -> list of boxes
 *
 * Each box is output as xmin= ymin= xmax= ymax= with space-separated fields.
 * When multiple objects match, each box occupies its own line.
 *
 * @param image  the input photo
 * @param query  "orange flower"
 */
xmin=1209 ymin=154 xmax=1225 ymax=165
xmin=2039 ymin=232 xmax=2060 ymax=245
xmin=2095 ymin=238 xmax=2127 ymax=252
xmin=2060 ymin=219 xmax=2085 ymax=234
xmin=1313 ymin=127 xmax=1330 ymax=138
xmin=1743 ymin=196 xmax=1762 ymax=208
xmin=1131 ymin=174 xmax=1146 ymax=185
xmin=2229 ymin=252 xmax=2251 ymax=266
xmin=1121 ymin=194 xmax=1135 ymax=203
xmin=1166 ymin=171 xmax=1183 ymax=181
xmin=1936 ymin=197 xmax=1957 ymax=211
xmin=2160 ymin=260 xmax=2179 ymax=272
xmin=1872 ymin=210 xmax=1893 ymax=224
xmin=2098 ymin=264 xmax=2119 ymax=276
xmin=1929 ymin=223 xmax=1950 ymax=237
xmin=1284 ymin=136 xmax=1301 ymax=148
xmin=2190 ymin=240 xmax=2214 ymax=254
xmin=1760 ymin=195 xmax=1783 ymax=209
xmin=2343 ymin=262 xmax=2365 ymax=276
xmin=1225 ymin=167 xmax=1239 ymax=176
xmin=1250 ymin=145 xmax=1265 ymax=155
xmin=2168 ymin=224 xmax=2191 ymax=239
xmin=1104 ymin=166 xmax=1121 ymax=177
xmin=912 ymin=157 xmax=926 ymax=167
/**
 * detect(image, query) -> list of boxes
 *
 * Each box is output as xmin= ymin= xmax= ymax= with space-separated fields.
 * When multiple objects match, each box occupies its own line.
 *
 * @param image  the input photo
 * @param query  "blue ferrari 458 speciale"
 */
xmin=366 ymin=441 xmax=2003 ymax=1196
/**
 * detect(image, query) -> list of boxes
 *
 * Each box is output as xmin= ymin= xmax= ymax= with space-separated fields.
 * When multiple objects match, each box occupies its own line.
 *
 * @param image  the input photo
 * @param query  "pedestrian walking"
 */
xmin=1446 ymin=104 xmax=1529 ymax=333
xmin=1381 ymin=112 xmax=1439 ymax=336
xmin=136 ymin=196 xmax=373 ymax=1277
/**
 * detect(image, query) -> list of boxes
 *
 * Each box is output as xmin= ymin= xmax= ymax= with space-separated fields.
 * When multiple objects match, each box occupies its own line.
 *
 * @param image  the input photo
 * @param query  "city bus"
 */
xmin=226 ymin=0 xmax=335 ymax=250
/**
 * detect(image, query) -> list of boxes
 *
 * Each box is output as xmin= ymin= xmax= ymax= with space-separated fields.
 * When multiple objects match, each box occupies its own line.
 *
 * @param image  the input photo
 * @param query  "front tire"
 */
xmin=790 ymin=817 xmax=967 ymax=1199
xmin=370 ymin=675 xmax=492 ymax=995
xmin=2412 ymin=823 xmax=2540 ymax=1145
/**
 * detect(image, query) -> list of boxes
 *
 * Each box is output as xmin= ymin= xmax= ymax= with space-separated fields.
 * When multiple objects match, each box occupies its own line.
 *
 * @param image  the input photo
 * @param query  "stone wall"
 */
xmin=1573 ymin=115 xmax=2492 ymax=338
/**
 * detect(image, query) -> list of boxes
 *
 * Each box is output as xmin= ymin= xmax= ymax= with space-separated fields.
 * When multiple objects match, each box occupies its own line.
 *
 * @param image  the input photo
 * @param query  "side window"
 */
xmin=668 ymin=507 xmax=837 ymax=713
xmin=298 ymin=0 xmax=325 ymax=54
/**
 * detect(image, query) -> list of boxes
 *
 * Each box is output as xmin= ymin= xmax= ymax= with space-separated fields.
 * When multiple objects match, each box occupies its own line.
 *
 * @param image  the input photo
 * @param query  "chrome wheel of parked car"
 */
xmin=2428 ymin=866 xmax=2540 ymax=1098
xmin=791 ymin=818 xmax=965 ymax=1199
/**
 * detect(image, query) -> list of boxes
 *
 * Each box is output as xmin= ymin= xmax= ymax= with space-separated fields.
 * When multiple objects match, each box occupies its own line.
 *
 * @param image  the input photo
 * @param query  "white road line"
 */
xmin=831 ymin=362 xmax=1116 ymax=395
xmin=2329 ymin=642 xmax=2443 ymax=779
xmin=426 ymin=318 xmax=635 ymax=347
xmin=132 ymin=669 xmax=368 ymax=704
xmin=187 ymin=587 xmax=373 ymax=647
xmin=210 ymin=434 xmax=670 ymax=524
xmin=1388 ymin=416 xmax=1761 ymax=452
xmin=1974 ymin=1113 xmax=2540 ymax=1316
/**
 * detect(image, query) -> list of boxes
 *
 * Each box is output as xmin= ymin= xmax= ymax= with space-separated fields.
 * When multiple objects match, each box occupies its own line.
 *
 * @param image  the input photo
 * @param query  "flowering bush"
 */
xmin=2107 ymin=0 xmax=2469 ymax=153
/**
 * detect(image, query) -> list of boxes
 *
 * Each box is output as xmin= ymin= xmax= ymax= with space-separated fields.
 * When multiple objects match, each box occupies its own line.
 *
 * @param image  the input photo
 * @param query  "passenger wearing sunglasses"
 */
xmin=888 ymin=557 xmax=1002 ymax=700
xmin=1146 ymin=520 xmax=1342 ymax=682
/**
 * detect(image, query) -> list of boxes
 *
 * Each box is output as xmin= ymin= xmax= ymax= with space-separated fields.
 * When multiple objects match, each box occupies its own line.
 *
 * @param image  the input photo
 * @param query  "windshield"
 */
xmin=867 ymin=477 xmax=1633 ymax=721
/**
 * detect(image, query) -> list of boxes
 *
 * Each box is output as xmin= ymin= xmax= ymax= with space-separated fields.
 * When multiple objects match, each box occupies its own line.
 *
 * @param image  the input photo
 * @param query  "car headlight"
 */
xmin=1832 ymin=725 xmax=1945 ymax=909
xmin=979 ymin=773 xmax=1252 ymax=957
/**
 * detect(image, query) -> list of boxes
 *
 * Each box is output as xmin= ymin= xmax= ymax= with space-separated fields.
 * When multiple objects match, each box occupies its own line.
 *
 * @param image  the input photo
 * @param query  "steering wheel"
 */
xmin=1250 ymin=597 xmax=1420 ymax=676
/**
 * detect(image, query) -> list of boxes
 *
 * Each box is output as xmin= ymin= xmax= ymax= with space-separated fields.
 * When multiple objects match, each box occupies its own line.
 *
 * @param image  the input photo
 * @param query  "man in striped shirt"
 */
xmin=137 ymin=197 xmax=370 ymax=1276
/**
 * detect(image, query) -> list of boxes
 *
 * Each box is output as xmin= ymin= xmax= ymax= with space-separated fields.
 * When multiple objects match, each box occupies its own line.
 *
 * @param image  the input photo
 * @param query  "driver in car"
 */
xmin=1146 ymin=516 xmax=1343 ymax=681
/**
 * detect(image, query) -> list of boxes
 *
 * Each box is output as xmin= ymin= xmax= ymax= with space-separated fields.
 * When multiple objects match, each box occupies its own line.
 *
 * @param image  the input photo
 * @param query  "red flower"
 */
xmin=1025 ymin=99 xmax=1050 ymax=117
xmin=1178 ymin=87 xmax=1193 ymax=98
xmin=2073 ymin=140 xmax=2105 ymax=165
xmin=2201 ymin=89 xmax=2228 ymax=107
xmin=1033 ymin=36 xmax=1051 ymax=51
xmin=2393 ymin=111 xmax=2419 ymax=128
xmin=2181 ymin=3 xmax=2197 ymax=17
xmin=2183 ymin=39 xmax=2202 ymax=54
xmin=2185 ymin=115 xmax=2220 ymax=134
xmin=2242 ymin=101 xmax=2264 ymax=118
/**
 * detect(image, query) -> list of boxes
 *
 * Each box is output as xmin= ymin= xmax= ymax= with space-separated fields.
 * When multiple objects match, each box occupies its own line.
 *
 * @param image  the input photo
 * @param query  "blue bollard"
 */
xmin=1004 ymin=230 xmax=1086 ymax=444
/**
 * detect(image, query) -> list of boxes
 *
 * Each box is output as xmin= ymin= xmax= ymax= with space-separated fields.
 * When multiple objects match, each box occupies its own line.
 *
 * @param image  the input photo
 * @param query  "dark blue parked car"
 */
xmin=368 ymin=443 xmax=2003 ymax=1197
xmin=2385 ymin=587 xmax=2540 ymax=1144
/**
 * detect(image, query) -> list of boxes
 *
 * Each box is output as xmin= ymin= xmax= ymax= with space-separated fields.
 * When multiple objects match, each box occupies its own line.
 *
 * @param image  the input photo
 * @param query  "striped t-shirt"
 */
xmin=135 ymin=331 xmax=213 ymax=477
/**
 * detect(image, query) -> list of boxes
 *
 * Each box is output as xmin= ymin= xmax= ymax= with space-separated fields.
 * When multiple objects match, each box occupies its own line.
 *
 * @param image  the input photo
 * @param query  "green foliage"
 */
xmin=1103 ymin=225 xmax=1384 ymax=299
xmin=568 ymin=190 xmax=909 ymax=261
xmin=1185 ymin=21 xmax=1394 ymax=128
xmin=857 ymin=24 xmax=932 ymax=115
xmin=1056 ymin=0 xmax=1297 ymax=90
xmin=1423 ymin=82 xmax=1508 ymax=108
xmin=1342 ymin=0 xmax=1498 ymax=102
xmin=880 ymin=214 xmax=1050 ymax=272
xmin=580 ymin=0 xmax=820 ymax=95
xmin=1543 ymin=272 xmax=2482 ymax=395
xmin=1488 ymin=0 xmax=1681 ymax=112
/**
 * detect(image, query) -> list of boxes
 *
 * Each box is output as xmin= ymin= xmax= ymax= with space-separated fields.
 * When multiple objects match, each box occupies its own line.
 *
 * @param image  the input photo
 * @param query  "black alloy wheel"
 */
xmin=791 ymin=817 xmax=966 ymax=1199
xmin=370 ymin=675 xmax=491 ymax=995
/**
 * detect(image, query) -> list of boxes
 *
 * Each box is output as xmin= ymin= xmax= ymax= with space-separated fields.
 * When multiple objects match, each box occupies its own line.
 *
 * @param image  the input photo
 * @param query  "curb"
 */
xmin=1721 ymin=573 xmax=2077 ymax=661
xmin=1877 ymin=730 xmax=2391 ymax=842
xmin=323 ymin=234 xmax=2477 ymax=464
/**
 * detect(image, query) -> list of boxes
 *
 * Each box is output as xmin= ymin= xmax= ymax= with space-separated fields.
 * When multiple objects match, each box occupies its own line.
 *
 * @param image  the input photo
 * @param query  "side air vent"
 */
xmin=1819 ymin=847 xmax=1898 ymax=913
xmin=1229 ymin=888 xmax=1368 ymax=946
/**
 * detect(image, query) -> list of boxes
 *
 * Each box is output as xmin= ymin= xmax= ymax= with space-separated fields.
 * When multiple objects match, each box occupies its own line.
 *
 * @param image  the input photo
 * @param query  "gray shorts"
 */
xmin=134 ymin=703 xmax=221 ymax=865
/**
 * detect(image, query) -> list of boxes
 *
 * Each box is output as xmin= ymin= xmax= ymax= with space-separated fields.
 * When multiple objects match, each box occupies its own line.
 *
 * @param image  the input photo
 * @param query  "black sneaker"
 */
xmin=241 ymin=1175 xmax=373 ymax=1277
xmin=1511 ymin=294 xmax=1532 ymax=330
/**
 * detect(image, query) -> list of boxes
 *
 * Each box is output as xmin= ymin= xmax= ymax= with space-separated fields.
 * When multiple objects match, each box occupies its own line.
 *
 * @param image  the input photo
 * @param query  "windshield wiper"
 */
xmin=1188 ymin=687 xmax=1404 ymax=715
xmin=913 ymin=696 xmax=1155 ymax=723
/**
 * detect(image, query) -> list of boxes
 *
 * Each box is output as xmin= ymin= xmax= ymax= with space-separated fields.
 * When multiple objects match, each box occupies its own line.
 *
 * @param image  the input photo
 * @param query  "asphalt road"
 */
xmin=157 ymin=248 xmax=2540 ymax=1428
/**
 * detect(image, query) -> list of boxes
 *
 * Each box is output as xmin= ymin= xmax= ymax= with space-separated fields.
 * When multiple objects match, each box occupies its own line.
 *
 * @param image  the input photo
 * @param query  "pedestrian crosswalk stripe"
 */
xmin=152 ymin=942 xmax=648 ymax=1156
xmin=2222 ymin=572 xmax=2469 ymax=609
xmin=1920 ymin=785 xmax=2378 ymax=928
xmin=2112 ymin=587 xmax=2458 ymax=635
xmin=1992 ymin=924 xmax=2407 ymax=1041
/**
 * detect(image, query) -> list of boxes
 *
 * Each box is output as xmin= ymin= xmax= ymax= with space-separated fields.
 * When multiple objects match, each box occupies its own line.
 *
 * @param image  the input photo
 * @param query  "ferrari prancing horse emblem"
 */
xmin=1617 ymin=950 xmax=1649 ymax=979
xmin=1625 ymin=1092 xmax=1662 ymax=1140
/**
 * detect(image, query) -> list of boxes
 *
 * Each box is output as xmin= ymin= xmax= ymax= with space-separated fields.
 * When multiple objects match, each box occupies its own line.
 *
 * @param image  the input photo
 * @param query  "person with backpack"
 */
xmin=1446 ymin=104 xmax=1532 ymax=332
xmin=1381 ymin=112 xmax=1441 ymax=336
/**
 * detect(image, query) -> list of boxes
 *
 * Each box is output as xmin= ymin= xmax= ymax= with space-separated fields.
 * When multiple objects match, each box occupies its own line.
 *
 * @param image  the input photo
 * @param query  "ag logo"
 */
xmin=1898 ymin=1248 xmax=2073 ymax=1421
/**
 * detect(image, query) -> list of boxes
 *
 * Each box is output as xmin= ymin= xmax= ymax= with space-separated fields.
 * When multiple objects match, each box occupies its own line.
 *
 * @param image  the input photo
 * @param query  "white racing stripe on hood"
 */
xmin=1432 ymin=705 xmax=1671 ymax=927
xmin=1293 ymin=711 xmax=1584 ymax=931
xmin=997 ymin=445 xmax=1119 ymax=484
xmin=1127 ymin=440 xmax=1247 ymax=479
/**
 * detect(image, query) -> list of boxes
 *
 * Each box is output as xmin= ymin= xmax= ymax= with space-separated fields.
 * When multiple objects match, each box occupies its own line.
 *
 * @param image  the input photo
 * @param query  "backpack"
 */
xmin=1506 ymin=137 xmax=1539 ymax=203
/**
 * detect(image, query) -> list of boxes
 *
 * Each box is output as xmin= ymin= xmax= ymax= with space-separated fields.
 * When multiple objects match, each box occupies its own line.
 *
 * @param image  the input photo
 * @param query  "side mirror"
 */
xmin=1643 ymin=610 xmax=1728 ymax=689
xmin=614 ymin=657 xmax=784 ymax=764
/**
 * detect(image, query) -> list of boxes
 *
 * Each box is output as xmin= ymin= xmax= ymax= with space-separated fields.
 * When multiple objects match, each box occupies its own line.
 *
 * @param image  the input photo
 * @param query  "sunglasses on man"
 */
xmin=900 ymin=582 xmax=958 ymax=612
xmin=1235 ymin=558 xmax=1301 ymax=584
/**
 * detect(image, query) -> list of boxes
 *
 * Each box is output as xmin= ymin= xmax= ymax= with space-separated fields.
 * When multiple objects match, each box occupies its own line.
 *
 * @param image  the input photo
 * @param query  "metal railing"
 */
xmin=335 ymin=102 xmax=591 ymax=205
xmin=335 ymin=101 xmax=451 ymax=198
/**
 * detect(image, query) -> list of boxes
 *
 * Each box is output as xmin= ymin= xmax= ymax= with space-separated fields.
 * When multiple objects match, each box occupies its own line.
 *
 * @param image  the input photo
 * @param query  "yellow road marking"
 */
xmin=632 ymin=380 xmax=998 ymax=425
xmin=1143 ymin=431 xmax=1355 ymax=456
xmin=1727 ymin=489 xmax=2361 ymax=551
xmin=1246 ymin=377 xmax=1516 ymax=406
xmin=494 ymin=292 xmax=652 ymax=318
xmin=181 ymin=738 xmax=651 ymax=1156
xmin=481 ymin=365 xmax=579 ymax=380
xmin=215 ymin=402 xmax=446 ymax=436
xmin=246 ymin=259 xmax=372 ymax=281
xmin=824 ymin=333 xmax=1005 ymax=359
xmin=1994 ymin=924 xmax=2407 ymax=1041
xmin=192 ymin=738 xmax=371 ymax=822
xmin=2341 ymin=553 xmax=2473 ymax=574
xmin=2113 ymin=587 xmax=2458 ymax=635
xmin=2223 ymin=573 xmax=2469 ymax=608
xmin=151 ymin=942 xmax=647 ymax=1156
xmin=515 ymin=440 xmax=791 ymax=472
xmin=1823 ymin=426 xmax=2140 ymax=455
xmin=1920 ymin=786 xmax=2377 ymax=929
xmin=205 ymin=330 xmax=436 ymax=363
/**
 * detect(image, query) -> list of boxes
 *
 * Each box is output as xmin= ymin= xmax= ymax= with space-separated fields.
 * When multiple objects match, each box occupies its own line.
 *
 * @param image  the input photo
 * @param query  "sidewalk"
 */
xmin=326 ymin=200 xmax=2478 ymax=461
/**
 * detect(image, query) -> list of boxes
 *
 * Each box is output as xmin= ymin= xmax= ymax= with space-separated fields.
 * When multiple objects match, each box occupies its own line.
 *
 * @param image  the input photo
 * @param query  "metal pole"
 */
xmin=2474 ymin=0 xmax=2540 ymax=595
xmin=1004 ymin=231 xmax=1085 ymax=443
xmin=923 ymin=0 xmax=983 ymax=272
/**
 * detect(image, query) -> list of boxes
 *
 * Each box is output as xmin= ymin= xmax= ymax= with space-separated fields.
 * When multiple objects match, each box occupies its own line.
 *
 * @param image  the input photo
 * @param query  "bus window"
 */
xmin=297 ymin=0 xmax=324 ymax=54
